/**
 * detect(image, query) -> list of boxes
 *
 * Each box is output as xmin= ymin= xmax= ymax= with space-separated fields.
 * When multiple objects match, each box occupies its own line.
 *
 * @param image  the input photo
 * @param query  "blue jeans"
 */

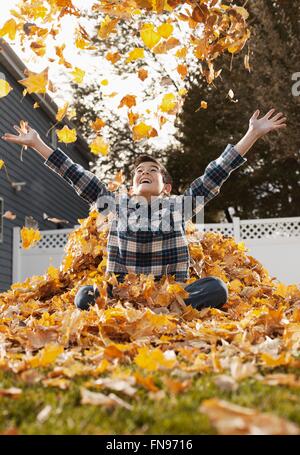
xmin=74 ymin=276 xmax=228 ymax=311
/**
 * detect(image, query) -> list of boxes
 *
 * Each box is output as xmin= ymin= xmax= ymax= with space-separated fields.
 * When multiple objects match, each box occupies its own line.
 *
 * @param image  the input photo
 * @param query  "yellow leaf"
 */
xmin=33 ymin=102 xmax=40 ymax=109
xmin=18 ymin=68 xmax=48 ymax=94
xmin=98 ymin=15 xmax=119 ymax=39
xmin=132 ymin=122 xmax=158 ymax=141
xmin=140 ymin=23 xmax=161 ymax=49
xmin=71 ymin=67 xmax=85 ymax=84
xmin=159 ymin=93 xmax=177 ymax=113
xmin=29 ymin=344 xmax=64 ymax=368
xmin=0 ymin=159 xmax=4 ymax=170
xmin=89 ymin=136 xmax=109 ymax=156
xmin=273 ymin=283 xmax=288 ymax=298
xmin=176 ymin=47 xmax=188 ymax=59
xmin=157 ymin=22 xmax=173 ymax=39
xmin=47 ymin=266 xmax=60 ymax=281
xmin=20 ymin=227 xmax=41 ymax=249
xmin=126 ymin=48 xmax=144 ymax=63
xmin=134 ymin=346 xmax=177 ymax=371
xmin=56 ymin=102 xmax=69 ymax=122
xmin=56 ymin=126 xmax=77 ymax=144
xmin=195 ymin=100 xmax=208 ymax=112
xmin=179 ymin=88 xmax=187 ymax=96
xmin=101 ymin=79 xmax=109 ymax=86
xmin=0 ymin=19 xmax=17 ymax=40
xmin=0 ymin=79 xmax=13 ymax=98
xmin=261 ymin=353 xmax=288 ymax=368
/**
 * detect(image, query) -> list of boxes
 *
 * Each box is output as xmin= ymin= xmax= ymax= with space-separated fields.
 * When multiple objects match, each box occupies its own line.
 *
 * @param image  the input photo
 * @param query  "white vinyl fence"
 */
xmin=13 ymin=217 xmax=300 ymax=285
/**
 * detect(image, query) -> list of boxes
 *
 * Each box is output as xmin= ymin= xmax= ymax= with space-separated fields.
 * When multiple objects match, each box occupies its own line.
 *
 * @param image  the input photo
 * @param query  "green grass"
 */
xmin=0 ymin=369 xmax=300 ymax=435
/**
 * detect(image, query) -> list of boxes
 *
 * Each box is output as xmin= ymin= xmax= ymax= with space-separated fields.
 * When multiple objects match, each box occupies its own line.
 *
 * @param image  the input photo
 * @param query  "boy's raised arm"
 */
xmin=2 ymin=123 xmax=114 ymax=205
xmin=182 ymin=109 xmax=286 ymax=222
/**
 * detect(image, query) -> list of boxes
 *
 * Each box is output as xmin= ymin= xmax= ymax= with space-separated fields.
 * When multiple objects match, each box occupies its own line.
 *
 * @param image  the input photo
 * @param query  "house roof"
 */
xmin=0 ymin=38 xmax=92 ymax=163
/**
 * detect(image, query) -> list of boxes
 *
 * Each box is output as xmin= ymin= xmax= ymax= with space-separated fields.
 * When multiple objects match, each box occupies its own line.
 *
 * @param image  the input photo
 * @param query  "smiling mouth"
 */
xmin=139 ymin=179 xmax=152 ymax=184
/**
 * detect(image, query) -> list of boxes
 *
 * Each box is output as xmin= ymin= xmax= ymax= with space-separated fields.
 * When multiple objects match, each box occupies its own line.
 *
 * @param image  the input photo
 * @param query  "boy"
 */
xmin=2 ymin=109 xmax=286 ymax=310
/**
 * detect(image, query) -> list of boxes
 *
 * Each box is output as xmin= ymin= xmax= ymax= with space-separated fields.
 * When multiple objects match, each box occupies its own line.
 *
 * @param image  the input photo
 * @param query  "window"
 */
xmin=0 ymin=197 xmax=3 ymax=244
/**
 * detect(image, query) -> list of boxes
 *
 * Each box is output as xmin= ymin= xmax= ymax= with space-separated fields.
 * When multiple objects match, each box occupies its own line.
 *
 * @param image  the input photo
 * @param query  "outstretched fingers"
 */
xmin=1 ymin=133 xmax=22 ymax=143
xmin=263 ymin=108 xmax=276 ymax=120
xmin=251 ymin=109 xmax=260 ymax=120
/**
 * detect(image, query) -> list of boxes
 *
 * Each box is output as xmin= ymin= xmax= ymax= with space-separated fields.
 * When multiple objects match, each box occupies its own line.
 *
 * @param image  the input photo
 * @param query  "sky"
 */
xmin=0 ymin=0 xmax=179 ymax=149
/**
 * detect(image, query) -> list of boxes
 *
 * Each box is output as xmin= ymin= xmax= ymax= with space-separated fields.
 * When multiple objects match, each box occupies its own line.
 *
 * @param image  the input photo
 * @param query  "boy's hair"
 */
xmin=131 ymin=154 xmax=173 ymax=186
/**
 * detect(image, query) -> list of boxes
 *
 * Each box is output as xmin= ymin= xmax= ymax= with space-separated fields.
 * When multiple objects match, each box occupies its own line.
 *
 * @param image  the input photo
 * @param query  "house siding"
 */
xmin=0 ymin=63 xmax=91 ymax=292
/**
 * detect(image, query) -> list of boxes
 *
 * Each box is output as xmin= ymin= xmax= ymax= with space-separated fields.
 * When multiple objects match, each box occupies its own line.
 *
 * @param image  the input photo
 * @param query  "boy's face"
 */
xmin=131 ymin=161 xmax=172 ymax=200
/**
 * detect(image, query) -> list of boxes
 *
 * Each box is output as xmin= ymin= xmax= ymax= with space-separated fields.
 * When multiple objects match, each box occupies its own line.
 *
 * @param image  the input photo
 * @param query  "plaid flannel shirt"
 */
xmin=44 ymin=144 xmax=247 ymax=282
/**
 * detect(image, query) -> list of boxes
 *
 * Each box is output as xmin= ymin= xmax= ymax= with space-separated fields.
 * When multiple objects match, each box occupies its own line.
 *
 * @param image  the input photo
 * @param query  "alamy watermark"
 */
xmin=96 ymin=194 xmax=205 ymax=232
xmin=292 ymin=72 xmax=300 ymax=96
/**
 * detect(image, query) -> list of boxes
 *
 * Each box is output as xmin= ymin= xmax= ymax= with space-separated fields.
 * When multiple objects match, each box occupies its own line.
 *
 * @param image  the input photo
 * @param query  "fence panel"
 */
xmin=13 ymin=217 xmax=300 ymax=285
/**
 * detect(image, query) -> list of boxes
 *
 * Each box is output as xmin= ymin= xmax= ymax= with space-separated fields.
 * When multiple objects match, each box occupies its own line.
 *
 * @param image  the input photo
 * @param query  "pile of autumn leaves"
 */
xmin=0 ymin=210 xmax=300 ymax=434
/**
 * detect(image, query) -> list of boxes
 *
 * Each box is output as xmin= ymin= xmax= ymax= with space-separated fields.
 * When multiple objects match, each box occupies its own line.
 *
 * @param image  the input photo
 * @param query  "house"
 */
xmin=0 ymin=39 xmax=93 ymax=292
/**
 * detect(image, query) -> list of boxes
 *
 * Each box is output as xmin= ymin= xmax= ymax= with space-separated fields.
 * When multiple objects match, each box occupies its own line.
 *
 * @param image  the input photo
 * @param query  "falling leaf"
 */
xmin=56 ymin=126 xmax=77 ymax=144
xmin=195 ymin=101 xmax=208 ymax=112
xmin=3 ymin=211 xmax=16 ymax=221
xmin=98 ymin=15 xmax=119 ymax=39
xmin=126 ymin=48 xmax=145 ymax=63
xmin=71 ymin=67 xmax=85 ymax=84
xmin=0 ymin=160 xmax=4 ymax=170
xmin=157 ymin=22 xmax=173 ymax=39
xmin=56 ymin=102 xmax=69 ymax=122
xmin=91 ymin=118 xmax=106 ymax=132
xmin=119 ymin=95 xmax=137 ymax=109
xmin=177 ymin=64 xmax=188 ymax=79
xmin=20 ymin=227 xmax=42 ymax=249
xmin=0 ymin=80 xmax=13 ymax=98
xmin=18 ymin=68 xmax=48 ymax=94
xmin=101 ymin=79 xmax=109 ymax=86
xmin=89 ymin=136 xmax=109 ymax=156
xmin=140 ymin=23 xmax=161 ymax=49
xmin=159 ymin=93 xmax=177 ymax=113
xmin=138 ymin=68 xmax=148 ymax=81
xmin=106 ymin=51 xmax=121 ymax=64
xmin=132 ymin=122 xmax=158 ymax=141
xmin=244 ymin=54 xmax=251 ymax=72
xmin=0 ymin=19 xmax=17 ymax=40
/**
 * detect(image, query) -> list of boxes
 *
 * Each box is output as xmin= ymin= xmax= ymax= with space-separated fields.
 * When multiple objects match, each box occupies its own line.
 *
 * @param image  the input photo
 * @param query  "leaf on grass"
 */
xmin=200 ymin=398 xmax=300 ymax=435
xmin=80 ymin=387 xmax=132 ymax=410
xmin=0 ymin=387 xmax=22 ymax=398
xmin=134 ymin=346 xmax=177 ymax=371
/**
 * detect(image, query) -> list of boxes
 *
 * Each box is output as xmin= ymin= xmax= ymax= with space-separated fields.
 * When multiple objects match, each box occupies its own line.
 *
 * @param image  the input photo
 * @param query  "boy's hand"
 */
xmin=2 ymin=123 xmax=42 ymax=149
xmin=249 ymin=109 xmax=287 ymax=138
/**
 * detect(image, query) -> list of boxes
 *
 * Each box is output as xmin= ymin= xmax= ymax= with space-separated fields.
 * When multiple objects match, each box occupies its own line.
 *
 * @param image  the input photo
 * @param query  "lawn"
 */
xmin=1 ymin=368 xmax=300 ymax=435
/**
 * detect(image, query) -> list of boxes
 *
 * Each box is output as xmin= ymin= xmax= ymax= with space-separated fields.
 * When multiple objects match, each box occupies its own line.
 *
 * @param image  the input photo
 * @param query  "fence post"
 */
xmin=232 ymin=216 xmax=240 ymax=241
xmin=12 ymin=227 xmax=21 ymax=282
